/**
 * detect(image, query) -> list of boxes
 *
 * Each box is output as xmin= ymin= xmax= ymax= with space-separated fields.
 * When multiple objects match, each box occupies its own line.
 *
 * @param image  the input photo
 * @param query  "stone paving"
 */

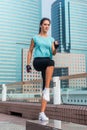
xmin=0 ymin=113 xmax=26 ymax=130
xmin=0 ymin=113 xmax=87 ymax=130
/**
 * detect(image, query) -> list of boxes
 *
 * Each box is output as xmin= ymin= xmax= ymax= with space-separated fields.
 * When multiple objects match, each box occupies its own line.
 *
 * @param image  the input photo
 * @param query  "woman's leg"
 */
xmin=39 ymin=64 xmax=54 ymax=121
xmin=45 ymin=65 xmax=54 ymax=88
xmin=41 ymin=70 xmax=45 ymax=90
xmin=33 ymin=58 xmax=54 ymax=120
xmin=40 ymin=65 xmax=54 ymax=113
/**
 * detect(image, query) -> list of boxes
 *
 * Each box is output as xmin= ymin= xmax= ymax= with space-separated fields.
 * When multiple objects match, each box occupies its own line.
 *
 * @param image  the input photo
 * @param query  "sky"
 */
xmin=42 ymin=0 xmax=56 ymax=35
xmin=42 ymin=0 xmax=55 ymax=18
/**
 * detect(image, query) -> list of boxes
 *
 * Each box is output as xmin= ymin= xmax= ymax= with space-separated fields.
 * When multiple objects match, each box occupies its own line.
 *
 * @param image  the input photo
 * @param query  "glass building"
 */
xmin=0 ymin=0 xmax=41 ymax=84
xmin=51 ymin=0 xmax=87 ymax=88
xmin=51 ymin=0 xmax=87 ymax=61
xmin=51 ymin=0 xmax=87 ymax=105
xmin=51 ymin=0 xmax=66 ymax=52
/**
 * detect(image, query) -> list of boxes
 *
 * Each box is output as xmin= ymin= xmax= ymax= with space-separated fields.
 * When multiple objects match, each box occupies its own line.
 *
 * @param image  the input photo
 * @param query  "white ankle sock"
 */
xmin=42 ymin=88 xmax=50 ymax=102
xmin=40 ymin=112 xmax=44 ymax=115
xmin=44 ymin=88 xmax=49 ymax=92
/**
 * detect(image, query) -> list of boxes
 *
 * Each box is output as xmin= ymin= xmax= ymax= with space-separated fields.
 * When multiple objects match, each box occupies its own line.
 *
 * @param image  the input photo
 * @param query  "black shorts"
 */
xmin=33 ymin=57 xmax=55 ymax=90
xmin=33 ymin=57 xmax=55 ymax=71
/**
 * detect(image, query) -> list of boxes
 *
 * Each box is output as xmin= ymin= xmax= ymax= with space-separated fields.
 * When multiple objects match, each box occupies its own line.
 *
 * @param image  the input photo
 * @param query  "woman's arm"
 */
xmin=27 ymin=39 xmax=35 ymax=65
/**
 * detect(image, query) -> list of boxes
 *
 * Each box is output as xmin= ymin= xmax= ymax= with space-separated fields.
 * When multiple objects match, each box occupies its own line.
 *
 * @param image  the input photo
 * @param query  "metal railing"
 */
xmin=1 ymin=72 xmax=87 ymax=105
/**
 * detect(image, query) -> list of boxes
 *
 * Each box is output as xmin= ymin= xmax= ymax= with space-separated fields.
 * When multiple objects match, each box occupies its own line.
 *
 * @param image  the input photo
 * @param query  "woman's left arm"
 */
xmin=52 ymin=41 xmax=59 ymax=55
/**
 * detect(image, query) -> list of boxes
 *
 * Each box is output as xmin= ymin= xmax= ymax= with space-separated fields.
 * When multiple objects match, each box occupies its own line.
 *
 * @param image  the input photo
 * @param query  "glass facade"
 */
xmin=51 ymin=0 xmax=87 ymax=57
xmin=51 ymin=0 xmax=67 ymax=52
xmin=68 ymin=0 xmax=87 ymax=69
xmin=51 ymin=0 xmax=87 ymax=105
xmin=0 ymin=0 xmax=41 ymax=84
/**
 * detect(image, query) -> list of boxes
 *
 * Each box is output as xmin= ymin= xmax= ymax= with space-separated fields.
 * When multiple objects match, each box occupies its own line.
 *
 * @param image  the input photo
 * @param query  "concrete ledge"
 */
xmin=26 ymin=119 xmax=87 ymax=130
xmin=0 ymin=101 xmax=87 ymax=125
xmin=26 ymin=120 xmax=62 ymax=130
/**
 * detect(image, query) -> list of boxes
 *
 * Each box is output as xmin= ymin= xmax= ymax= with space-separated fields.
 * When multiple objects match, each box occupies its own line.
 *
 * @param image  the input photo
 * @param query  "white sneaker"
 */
xmin=39 ymin=112 xmax=49 ymax=121
xmin=40 ymin=120 xmax=49 ymax=125
xmin=42 ymin=88 xmax=50 ymax=102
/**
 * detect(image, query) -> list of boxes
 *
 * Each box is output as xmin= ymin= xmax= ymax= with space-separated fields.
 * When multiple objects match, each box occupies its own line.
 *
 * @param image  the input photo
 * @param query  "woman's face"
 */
xmin=40 ymin=20 xmax=50 ymax=33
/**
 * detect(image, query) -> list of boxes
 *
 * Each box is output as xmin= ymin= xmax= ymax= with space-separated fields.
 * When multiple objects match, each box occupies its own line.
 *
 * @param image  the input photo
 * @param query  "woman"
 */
xmin=26 ymin=18 xmax=59 ymax=121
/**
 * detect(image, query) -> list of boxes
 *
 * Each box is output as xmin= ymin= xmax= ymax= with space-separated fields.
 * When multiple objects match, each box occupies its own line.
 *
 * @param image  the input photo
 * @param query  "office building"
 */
xmin=51 ymin=0 xmax=87 ymax=58
xmin=0 ymin=0 xmax=41 ymax=84
xmin=53 ymin=53 xmax=86 ymax=88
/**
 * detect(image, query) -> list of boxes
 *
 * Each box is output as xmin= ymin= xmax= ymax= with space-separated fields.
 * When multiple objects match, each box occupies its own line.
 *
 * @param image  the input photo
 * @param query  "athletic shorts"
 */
xmin=33 ymin=57 xmax=55 ymax=71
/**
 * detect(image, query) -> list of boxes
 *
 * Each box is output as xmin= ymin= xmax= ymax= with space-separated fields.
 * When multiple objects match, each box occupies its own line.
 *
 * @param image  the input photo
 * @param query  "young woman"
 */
xmin=26 ymin=18 xmax=59 ymax=121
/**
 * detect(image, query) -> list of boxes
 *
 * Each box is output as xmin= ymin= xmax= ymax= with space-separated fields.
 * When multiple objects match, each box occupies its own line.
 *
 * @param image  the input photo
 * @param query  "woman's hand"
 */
xmin=54 ymin=41 xmax=60 ymax=49
xmin=52 ymin=40 xmax=59 ymax=55
xmin=26 ymin=65 xmax=32 ymax=73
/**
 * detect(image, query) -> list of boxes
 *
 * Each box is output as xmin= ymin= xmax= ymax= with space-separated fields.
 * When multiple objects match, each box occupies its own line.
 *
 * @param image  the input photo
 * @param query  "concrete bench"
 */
xmin=26 ymin=119 xmax=87 ymax=130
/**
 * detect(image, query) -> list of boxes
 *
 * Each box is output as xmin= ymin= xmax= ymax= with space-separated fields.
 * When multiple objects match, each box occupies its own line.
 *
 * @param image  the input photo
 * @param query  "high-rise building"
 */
xmin=51 ymin=0 xmax=87 ymax=58
xmin=51 ymin=0 xmax=66 ymax=52
xmin=53 ymin=53 xmax=86 ymax=88
xmin=0 ymin=0 xmax=41 ymax=84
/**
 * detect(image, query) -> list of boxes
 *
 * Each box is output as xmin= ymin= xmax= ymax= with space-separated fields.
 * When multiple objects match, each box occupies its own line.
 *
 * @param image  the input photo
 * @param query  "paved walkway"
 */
xmin=0 ymin=113 xmax=26 ymax=130
xmin=0 ymin=113 xmax=87 ymax=130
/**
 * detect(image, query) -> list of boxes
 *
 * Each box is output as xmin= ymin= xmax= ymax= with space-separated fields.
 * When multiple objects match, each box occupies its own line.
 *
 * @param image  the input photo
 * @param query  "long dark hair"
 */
xmin=39 ymin=18 xmax=51 ymax=34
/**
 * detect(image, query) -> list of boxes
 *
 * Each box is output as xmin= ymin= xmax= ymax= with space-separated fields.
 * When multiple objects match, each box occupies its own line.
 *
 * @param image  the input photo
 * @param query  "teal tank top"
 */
xmin=33 ymin=35 xmax=55 ymax=59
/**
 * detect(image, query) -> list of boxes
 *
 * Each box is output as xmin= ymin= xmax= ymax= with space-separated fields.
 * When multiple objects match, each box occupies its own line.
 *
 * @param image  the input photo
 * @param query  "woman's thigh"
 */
xmin=33 ymin=57 xmax=55 ymax=71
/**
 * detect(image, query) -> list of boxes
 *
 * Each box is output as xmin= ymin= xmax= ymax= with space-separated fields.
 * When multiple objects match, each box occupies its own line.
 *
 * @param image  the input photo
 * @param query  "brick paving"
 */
xmin=0 ymin=113 xmax=26 ymax=130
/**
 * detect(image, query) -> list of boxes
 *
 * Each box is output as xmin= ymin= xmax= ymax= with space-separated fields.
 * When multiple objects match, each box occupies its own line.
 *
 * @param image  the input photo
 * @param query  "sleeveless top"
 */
xmin=32 ymin=35 xmax=55 ymax=59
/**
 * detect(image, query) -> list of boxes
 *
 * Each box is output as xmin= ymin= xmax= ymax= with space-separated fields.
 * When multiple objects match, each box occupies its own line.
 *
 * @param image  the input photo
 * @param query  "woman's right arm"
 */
xmin=27 ymin=39 xmax=35 ymax=65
